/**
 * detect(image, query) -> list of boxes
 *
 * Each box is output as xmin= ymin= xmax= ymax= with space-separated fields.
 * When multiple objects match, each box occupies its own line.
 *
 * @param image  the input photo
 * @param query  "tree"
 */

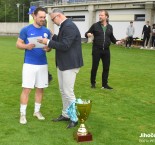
xmin=0 ymin=0 xmax=31 ymax=22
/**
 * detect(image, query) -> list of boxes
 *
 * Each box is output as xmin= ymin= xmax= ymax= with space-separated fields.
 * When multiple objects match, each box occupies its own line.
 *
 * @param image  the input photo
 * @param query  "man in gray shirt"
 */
xmin=126 ymin=21 xmax=135 ymax=48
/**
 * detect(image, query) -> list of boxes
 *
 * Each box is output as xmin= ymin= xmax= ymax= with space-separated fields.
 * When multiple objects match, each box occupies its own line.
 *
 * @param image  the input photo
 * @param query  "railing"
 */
xmin=30 ymin=0 xmax=149 ymax=7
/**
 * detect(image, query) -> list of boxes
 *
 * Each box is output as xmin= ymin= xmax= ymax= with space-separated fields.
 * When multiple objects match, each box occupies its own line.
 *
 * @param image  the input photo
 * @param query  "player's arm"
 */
xmin=16 ymin=38 xmax=35 ymax=50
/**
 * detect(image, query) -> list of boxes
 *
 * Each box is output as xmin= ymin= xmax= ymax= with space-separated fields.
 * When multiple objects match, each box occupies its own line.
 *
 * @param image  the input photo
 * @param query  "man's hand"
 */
xmin=87 ymin=33 xmax=93 ymax=38
xmin=116 ymin=40 xmax=124 ymax=45
xmin=37 ymin=38 xmax=48 ymax=45
xmin=42 ymin=46 xmax=51 ymax=52
xmin=16 ymin=38 xmax=35 ymax=50
xmin=26 ymin=43 xmax=35 ymax=50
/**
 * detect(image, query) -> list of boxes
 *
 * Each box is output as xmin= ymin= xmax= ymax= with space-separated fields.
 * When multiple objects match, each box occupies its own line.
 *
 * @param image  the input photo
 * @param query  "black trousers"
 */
xmin=142 ymin=34 xmax=150 ymax=47
xmin=91 ymin=49 xmax=110 ymax=87
xmin=126 ymin=36 xmax=133 ymax=47
xmin=151 ymin=36 xmax=155 ymax=47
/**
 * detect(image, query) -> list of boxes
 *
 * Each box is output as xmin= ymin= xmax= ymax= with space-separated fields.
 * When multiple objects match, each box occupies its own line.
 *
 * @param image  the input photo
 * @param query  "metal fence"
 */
xmin=30 ymin=0 xmax=137 ymax=7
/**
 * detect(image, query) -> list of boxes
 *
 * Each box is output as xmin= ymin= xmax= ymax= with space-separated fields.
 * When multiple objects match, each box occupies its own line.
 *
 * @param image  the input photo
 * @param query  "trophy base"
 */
xmin=73 ymin=132 xmax=93 ymax=142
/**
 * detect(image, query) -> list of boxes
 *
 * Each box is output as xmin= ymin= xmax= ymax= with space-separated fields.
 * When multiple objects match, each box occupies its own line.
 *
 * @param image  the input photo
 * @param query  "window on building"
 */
xmin=66 ymin=15 xmax=85 ymax=21
xmin=134 ymin=14 xmax=145 ymax=21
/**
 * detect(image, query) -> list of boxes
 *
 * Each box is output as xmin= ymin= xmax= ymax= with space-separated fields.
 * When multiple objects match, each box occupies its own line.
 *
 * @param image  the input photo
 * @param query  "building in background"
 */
xmin=0 ymin=0 xmax=154 ymax=41
xmin=28 ymin=0 xmax=155 ymax=40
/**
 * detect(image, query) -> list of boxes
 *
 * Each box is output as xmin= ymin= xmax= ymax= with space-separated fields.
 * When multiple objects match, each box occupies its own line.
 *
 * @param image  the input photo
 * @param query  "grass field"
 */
xmin=0 ymin=36 xmax=155 ymax=145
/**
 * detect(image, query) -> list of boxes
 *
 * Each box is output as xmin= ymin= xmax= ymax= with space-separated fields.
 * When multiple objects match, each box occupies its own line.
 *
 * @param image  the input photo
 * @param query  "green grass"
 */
xmin=0 ymin=36 xmax=155 ymax=145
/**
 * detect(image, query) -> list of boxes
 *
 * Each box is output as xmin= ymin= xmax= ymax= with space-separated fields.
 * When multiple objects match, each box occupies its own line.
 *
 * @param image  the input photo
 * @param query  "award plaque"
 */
xmin=73 ymin=100 xmax=92 ymax=142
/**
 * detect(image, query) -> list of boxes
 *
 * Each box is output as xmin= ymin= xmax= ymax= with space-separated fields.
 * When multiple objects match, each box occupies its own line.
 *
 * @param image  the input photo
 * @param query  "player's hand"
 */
xmin=26 ymin=43 xmax=35 ymax=50
xmin=43 ymin=46 xmax=51 ymax=52
xmin=37 ymin=38 xmax=48 ymax=45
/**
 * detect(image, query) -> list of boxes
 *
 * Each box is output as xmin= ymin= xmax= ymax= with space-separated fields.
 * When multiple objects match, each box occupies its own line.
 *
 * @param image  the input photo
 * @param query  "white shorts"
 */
xmin=22 ymin=63 xmax=48 ymax=89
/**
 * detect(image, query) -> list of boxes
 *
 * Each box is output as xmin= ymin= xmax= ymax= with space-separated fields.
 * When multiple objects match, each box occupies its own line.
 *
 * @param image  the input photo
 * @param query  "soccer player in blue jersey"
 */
xmin=28 ymin=6 xmax=53 ymax=83
xmin=16 ymin=7 xmax=51 ymax=124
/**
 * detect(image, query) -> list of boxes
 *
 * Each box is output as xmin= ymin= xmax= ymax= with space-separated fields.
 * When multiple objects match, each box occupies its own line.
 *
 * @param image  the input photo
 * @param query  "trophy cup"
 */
xmin=74 ymin=99 xmax=92 ymax=142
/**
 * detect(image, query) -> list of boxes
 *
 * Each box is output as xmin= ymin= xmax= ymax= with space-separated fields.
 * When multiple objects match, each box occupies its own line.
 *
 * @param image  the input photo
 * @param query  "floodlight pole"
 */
xmin=5 ymin=4 xmax=6 ymax=22
xmin=23 ymin=4 xmax=25 ymax=22
xmin=16 ymin=3 xmax=20 ymax=22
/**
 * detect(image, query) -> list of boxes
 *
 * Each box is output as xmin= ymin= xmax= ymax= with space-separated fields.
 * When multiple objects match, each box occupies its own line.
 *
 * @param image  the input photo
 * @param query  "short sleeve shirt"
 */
xmin=19 ymin=24 xmax=51 ymax=65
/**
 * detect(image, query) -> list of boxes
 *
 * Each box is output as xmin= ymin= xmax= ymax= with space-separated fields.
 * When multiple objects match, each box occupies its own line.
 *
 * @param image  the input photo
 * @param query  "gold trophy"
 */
xmin=74 ymin=99 xmax=92 ymax=142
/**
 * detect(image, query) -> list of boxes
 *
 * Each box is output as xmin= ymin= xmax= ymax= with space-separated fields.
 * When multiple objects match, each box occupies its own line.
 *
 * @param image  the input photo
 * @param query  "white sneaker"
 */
xmin=20 ymin=114 xmax=27 ymax=124
xmin=150 ymin=47 xmax=153 ymax=49
xmin=33 ymin=112 xmax=45 ymax=120
xmin=145 ymin=46 xmax=148 ymax=49
xmin=140 ymin=47 xmax=144 ymax=49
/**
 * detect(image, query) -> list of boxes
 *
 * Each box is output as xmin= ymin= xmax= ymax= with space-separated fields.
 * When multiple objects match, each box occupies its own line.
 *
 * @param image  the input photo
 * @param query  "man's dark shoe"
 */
xmin=91 ymin=84 xmax=96 ymax=88
xmin=102 ymin=84 xmax=113 ymax=90
xmin=52 ymin=115 xmax=70 ymax=122
xmin=67 ymin=121 xmax=78 ymax=129
xmin=48 ymin=72 xmax=53 ymax=83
